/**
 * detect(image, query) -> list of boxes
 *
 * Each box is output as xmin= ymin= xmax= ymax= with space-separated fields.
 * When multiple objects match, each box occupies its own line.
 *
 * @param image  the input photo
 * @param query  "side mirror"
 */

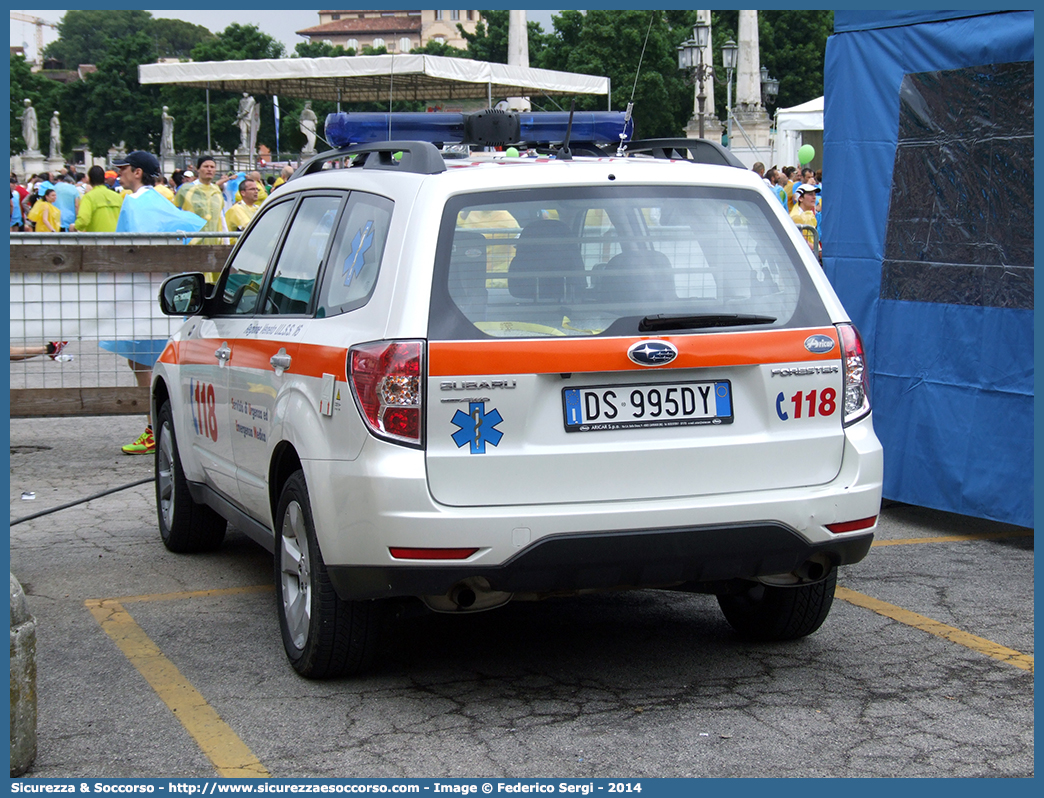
xmin=159 ymin=273 xmax=206 ymax=315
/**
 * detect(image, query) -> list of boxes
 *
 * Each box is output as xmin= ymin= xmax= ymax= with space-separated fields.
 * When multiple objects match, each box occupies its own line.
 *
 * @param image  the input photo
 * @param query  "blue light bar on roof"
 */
xmin=517 ymin=112 xmax=632 ymax=145
xmin=325 ymin=111 xmax=631 ymax=149
xmin=326 ymin=113 xmax=466 ymax=148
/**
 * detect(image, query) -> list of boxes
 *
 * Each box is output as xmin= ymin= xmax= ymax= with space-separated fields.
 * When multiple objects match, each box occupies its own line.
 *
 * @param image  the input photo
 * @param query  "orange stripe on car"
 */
xmin=429 ymin=327 xmax=840 ymax=377
xmin=158 ymin=339 xmax=348 ymax=380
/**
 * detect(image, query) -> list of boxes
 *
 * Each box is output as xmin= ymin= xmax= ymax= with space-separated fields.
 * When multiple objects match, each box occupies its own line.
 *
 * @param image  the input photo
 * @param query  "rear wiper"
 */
xmin=638 ymin=313 xmax=777 ymax=332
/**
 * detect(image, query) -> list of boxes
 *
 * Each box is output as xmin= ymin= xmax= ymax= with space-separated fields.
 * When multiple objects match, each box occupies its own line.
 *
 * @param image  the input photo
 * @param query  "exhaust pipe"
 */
xmin=421 ymin=577 xmax=513 ymax=613
xmin=450 ymin=584 xmax=477 ymax=609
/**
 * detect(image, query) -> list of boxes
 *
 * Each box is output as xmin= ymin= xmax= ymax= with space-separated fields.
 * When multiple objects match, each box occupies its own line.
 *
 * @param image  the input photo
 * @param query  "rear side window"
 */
xmin=428 ymin=186 xmax=828 ymax=340
xmin=317 ymin=192 xmax=394 ymax=317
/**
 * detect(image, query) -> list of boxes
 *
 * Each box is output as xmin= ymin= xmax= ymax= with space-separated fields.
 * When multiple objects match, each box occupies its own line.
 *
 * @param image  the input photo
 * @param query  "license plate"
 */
xmin=563 ymin=381 xmax=733 ymax=433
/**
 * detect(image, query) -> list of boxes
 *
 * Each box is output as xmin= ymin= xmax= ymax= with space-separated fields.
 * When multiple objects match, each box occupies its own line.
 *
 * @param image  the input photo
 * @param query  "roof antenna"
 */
xmin=556 ymin=99 xmax=576 ymax=161
xmin=616 ymin=102 xmax=634 ymax=157
xmin=617 ymin=13 xmax=656 ymax=157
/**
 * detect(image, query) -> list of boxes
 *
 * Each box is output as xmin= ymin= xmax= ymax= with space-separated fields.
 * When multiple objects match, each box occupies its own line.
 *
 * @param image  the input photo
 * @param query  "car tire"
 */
xmin=717 ymin=568 xmax=836 ymax=641
xmin=275 ymin=470 xmax=382 ymax=679
xmin=155 ymin=400 xmax=227 ymax=553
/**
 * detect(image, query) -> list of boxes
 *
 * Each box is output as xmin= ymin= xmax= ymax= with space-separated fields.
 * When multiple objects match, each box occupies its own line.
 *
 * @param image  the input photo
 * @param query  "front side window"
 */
xmin=318 ymin=192 xmax=394 ymax=317
xmin=429 ymin=187 xmax=828 ymax=340
xmin=217 ymin=201 xmax=294 ymax=315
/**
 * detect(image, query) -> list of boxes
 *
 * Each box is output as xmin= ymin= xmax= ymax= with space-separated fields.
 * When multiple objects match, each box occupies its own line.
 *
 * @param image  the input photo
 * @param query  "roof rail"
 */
xmin=624 ymin=138 xmax=745 ymax=168
xmin=290 ymin=140 xmax=447 ymax=180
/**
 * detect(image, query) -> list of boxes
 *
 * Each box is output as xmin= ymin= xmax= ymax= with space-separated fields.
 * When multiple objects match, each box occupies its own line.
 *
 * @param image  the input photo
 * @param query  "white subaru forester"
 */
xmin=153 ymin=111 xmax=883 ymax=678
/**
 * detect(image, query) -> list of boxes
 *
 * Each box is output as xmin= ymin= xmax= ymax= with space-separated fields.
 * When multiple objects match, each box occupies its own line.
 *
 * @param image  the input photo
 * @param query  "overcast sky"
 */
xmin=10 ymin=9 xmax=562 ymax=62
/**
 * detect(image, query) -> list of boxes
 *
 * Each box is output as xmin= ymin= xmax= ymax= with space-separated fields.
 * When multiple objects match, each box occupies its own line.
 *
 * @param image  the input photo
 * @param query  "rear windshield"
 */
xmin=428 ymin=185 xmax=829 ymax=340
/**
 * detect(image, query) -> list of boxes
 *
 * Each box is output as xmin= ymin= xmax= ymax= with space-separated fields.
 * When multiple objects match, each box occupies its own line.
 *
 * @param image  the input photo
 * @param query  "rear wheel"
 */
xmin=717 ymin=569 xmax=837 ymax=641
xmin=275 ymin=470 xmax=382 ymax=678
xmin=155 ymin=400 xmax=226 ymax=553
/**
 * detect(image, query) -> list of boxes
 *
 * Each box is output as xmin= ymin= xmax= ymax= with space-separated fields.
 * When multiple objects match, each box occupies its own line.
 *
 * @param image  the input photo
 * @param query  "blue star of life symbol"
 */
xmin=450 ymin=401 xmax=504 ymax=454
xmin=343 ymin=220 xmax=375 ymax=287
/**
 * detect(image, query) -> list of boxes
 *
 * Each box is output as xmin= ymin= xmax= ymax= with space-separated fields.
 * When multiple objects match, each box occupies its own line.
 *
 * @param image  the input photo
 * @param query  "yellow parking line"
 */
xmin=86 ymin=596 xmax=271 ymax=778
xmin=872 ymin=530 xmax=1032 ymax=547
xmin=835 ymin=587 xmax=1034 ymax=672
xmin=118 ymin=584 xmax=274 ymax=604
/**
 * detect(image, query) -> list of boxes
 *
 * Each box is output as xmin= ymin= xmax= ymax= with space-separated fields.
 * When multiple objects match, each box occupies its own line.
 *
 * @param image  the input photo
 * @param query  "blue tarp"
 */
xmin=823 ymin=11 xmax=1033 ymax=527
xmin=116 ymin=187 xmax=207 ymax=234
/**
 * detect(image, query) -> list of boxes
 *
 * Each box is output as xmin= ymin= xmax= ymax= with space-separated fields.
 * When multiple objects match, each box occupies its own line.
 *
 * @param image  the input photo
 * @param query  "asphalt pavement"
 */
xmin=8 ymin=415 xmax=1035 ymax=779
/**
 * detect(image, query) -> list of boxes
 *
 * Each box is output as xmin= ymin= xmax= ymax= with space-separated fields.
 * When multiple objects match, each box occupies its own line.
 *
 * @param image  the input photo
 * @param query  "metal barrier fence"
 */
xmin=9 ymin=232 xmax=239 ymax=418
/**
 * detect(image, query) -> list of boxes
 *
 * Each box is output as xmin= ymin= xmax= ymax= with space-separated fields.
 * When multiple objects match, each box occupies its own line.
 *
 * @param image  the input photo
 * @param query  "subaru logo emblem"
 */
xmin=804 ymin=334 xmax=835 ymax=354
xmin=628 ymin=340 xmax=678 ymax=366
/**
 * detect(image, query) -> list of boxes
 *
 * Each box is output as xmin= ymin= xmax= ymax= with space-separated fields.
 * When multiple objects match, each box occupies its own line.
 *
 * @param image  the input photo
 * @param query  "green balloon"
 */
xmin=505 ymin=147 xmax=520 ymax=158
xmin=798 ymin=144 xmax=815 ymax=165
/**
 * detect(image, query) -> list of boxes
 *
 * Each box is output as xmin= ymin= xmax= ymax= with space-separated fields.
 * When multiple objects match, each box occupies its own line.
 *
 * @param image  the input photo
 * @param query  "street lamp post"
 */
xmin=760 ymin=65 xmax=780 ymax=105
xmin=676 ymin=20 xmax=713 ymax=139
xmin=721 ymin=39 xmax=737 ymax=149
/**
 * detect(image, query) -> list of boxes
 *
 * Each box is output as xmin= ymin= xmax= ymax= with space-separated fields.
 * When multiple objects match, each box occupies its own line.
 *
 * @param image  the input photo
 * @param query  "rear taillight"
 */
xmin=826 ymin=516 xmax=878 ymax=534
xmin=349 ymin=340 xmax=424 ymax=447
xmin=837 ymin=323 xmax=871 ymax=426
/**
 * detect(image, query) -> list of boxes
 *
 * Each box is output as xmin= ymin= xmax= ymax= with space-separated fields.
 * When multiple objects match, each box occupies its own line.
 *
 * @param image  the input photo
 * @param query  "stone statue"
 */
xmin=300 ymin=101 xmax=317 ymax=154
xmin=49 ymin=111 xmax=61 ymax=159
xmin=20 ymin=99 xmax=38 ymax=153
xmin=161 ymin=106 xmax=175 ymax=156
xmin=249 ymin=98 xmax=260 ymax=157
xmin=237 ymin=93 xmax=256 ymax=152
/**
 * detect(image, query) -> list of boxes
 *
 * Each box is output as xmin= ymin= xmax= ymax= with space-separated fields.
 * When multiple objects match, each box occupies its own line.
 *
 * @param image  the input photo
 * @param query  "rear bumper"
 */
xmin=327 ymin=522 xmax=873 ymax=601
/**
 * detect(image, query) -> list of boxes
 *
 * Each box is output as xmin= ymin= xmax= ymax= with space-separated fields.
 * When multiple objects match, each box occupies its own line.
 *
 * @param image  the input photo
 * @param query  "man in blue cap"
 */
xmin=107 ymin=150 xmax=206 ymax=454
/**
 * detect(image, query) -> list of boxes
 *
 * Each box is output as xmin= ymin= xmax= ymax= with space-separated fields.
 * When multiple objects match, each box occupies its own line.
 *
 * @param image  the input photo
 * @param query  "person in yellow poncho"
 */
xmin=174 ymin=155 xmax=230 ymax=244
xmin=27 ymin=187 xmax=61 ymax=232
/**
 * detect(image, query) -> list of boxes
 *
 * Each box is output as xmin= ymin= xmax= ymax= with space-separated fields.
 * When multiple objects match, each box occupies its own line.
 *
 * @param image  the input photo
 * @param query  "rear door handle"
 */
xmin=215 ymin=342 xmax=231 ymax=361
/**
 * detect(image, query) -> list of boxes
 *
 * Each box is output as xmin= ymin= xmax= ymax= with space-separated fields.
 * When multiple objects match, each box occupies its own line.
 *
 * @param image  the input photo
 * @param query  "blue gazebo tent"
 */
xmin=822 ymin=11 xmax=1033 ymax=526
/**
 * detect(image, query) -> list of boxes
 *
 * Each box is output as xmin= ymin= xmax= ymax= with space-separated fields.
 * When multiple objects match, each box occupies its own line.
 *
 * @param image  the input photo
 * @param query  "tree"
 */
xmin=459 ymin=10 xmax=549 ymax=64
xmin=410 ymin=40 xmax=469 ymax=59
xmin=42 ymin=9 xmax=153 ymax=68
xmin=149 ymin=18 xmax=216 ymax=61
xmin=61 ymin=32 xmax=165 ymax=155
xmin=189 ymin=23 xmax=285 ymax=62
xmin=538 ymin=10 xmax=692 ymax=139
xmin=294 ymin=41 xmax=355 ymax=58
xmin=759 ymin=11 xmax=833 ymax=112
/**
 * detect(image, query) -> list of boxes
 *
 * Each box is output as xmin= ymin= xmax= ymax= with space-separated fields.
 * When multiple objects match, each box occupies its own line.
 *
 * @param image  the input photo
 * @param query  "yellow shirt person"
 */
xmin=226 ymin=179 xmax=262 ymax=232
xmin=27 ymin=190 xmax=62 ymax=232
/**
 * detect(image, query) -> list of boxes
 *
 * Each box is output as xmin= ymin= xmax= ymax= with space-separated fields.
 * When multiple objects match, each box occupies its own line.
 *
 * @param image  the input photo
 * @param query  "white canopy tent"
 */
xmin=139 ymin=54 xmax=611 ymax=107
xmin=773 ymin=96 xmax=823 ymax=168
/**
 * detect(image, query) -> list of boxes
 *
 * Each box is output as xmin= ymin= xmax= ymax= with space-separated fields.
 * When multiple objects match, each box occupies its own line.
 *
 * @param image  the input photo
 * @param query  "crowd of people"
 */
xmin=752 ymin=161 xmax=823 ymax=254
xmin=11 ymin=156 xmax=296 ymax=236
xmin=11 ymin=151 xmax=297 ymax=456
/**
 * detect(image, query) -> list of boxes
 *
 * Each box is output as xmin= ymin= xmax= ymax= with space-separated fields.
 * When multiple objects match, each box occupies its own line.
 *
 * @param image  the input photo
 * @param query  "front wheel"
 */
xmin=155 ymin=399 xmax=226 ymax=553
xmin=717 ymin=569 xmax=836 ymax=641
xmin=275 ymin=470 xmax=382 ymax=678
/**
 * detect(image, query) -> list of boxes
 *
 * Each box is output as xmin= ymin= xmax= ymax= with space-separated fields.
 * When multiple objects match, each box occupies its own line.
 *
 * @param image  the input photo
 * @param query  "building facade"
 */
xmin=295 ymin=10 xmax=483 ymax=53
